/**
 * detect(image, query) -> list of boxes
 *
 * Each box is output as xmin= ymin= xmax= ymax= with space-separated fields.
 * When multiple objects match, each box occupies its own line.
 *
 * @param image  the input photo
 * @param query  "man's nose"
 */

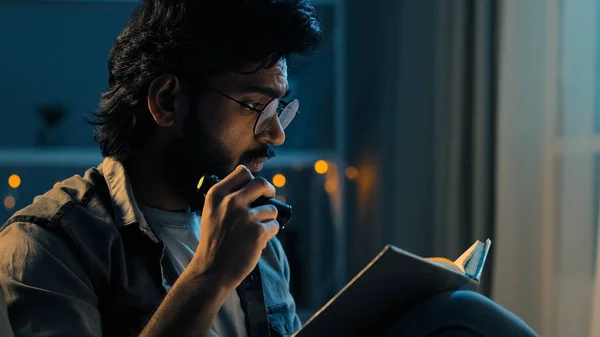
xmin=256 ymin=115 xmax=286 ymax=146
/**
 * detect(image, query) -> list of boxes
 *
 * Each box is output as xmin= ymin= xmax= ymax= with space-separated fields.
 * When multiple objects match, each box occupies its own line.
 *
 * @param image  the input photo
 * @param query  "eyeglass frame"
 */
xmin=205 ymin=87 xmax=300 ymax=135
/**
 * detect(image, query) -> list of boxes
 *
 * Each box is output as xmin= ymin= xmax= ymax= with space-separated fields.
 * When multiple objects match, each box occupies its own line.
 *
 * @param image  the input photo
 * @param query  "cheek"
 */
xmin=200 ymin=109 xmax=256 ymax=159
xmin=220 ymin=123 xmax=256 ymax=159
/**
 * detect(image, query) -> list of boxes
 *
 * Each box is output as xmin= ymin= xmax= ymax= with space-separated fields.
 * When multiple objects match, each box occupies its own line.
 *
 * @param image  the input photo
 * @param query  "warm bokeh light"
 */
xmin=314 ymin=160 xmax=328 ymax=174
xmin=8 ymin=174 xmax=21 ymax=188
xmin=54 ymin=182 xmax=61 ymax=188
xmin=325 ymin=179 xmax=337 ymax=193
xmin=275 ymin=195 xmax=287 ymax=204
xmin=4 ymin=196 xmax=15 ymax=209
xmin=345 ymin=166 xmax=359 ymax=180
xmin=272 ymin=174 xmax=286 ymax=188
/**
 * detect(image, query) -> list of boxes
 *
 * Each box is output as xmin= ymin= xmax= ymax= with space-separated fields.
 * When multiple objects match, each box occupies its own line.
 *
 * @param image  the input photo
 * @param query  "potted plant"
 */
xmin=36 ymin=103 xmax=69 ymax=147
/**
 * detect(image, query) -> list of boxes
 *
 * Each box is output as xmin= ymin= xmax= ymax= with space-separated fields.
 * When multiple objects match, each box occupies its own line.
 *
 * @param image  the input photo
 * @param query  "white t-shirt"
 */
xmin=140 ymin=205 xmax=248 ymax=337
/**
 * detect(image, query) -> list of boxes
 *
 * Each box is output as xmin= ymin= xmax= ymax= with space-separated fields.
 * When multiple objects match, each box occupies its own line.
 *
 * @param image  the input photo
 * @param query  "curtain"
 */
xmin=430 ymin=0 xmax=499 ymax=296
xmin=344 ymin=0 xmax=499 ymax=295
xmin=492 ymin=0 xmax=561 ymax=335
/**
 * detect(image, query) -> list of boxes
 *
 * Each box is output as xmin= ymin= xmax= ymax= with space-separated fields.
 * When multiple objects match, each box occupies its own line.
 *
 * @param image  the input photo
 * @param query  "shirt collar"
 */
xmin=97 ymin=157 xmax=159 ymax=242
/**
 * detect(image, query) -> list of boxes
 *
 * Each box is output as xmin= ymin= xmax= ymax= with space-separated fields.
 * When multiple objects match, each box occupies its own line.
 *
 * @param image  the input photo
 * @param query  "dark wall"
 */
xmin=0 ymin=3 xmax=134 ymax=147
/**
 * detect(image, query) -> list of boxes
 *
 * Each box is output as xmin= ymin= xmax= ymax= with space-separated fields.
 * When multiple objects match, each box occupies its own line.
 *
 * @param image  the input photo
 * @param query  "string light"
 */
xmin=324 ymin=179 xmax=337 ymax=193
xmin=272 ymin=174 xmax=286 ymax=188
xmin=8 ymin=174 xmax=21 ymax=189
xmin=345 ymin=166 xmax=359 ymax=180
xmin=314 ymin=160 xmax=328 ymax=174
xmin=3 ymin=196 xmax=15 ymax=209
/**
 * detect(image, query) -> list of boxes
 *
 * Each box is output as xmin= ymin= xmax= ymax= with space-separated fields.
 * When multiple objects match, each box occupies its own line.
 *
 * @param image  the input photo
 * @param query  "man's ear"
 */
xmin=147 ymin=74 xmax=181 ymax=127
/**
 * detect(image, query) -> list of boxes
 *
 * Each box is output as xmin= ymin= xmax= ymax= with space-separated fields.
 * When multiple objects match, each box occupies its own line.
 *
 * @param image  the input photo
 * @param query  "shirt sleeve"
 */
xmin=0 ymin=282 xmax=14 ymax=337
xmin=0 ymin=222 xmax=102 ymax=337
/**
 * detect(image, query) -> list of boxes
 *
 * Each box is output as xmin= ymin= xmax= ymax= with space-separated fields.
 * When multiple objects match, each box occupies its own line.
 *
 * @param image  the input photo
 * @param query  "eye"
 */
xmin=244 ymin=102 xmax=264 ymax=111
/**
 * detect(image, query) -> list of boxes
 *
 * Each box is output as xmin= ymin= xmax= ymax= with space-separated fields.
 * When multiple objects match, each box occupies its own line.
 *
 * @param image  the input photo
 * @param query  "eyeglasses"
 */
xmin=206 ymin=87 xmax=300 ymax=135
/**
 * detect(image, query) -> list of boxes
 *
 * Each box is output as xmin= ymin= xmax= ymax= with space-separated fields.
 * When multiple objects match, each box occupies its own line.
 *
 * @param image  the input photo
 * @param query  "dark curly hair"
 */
xmin=88 ymin=0 xmax=322 ymax=162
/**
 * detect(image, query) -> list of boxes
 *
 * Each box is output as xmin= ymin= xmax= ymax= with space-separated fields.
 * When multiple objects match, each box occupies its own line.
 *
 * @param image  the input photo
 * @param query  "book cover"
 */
xmin=293 ymin=239 xmax=492 ymax=337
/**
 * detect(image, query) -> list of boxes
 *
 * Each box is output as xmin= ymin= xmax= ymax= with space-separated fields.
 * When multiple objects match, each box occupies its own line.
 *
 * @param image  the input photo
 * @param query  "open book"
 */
xmin=293 ymin=239 xmax=492 ymax=337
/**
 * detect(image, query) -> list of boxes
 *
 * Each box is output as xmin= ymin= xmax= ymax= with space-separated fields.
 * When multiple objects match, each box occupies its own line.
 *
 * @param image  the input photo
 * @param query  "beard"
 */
xmin=162 ymin=109 xmax=276 ymax=211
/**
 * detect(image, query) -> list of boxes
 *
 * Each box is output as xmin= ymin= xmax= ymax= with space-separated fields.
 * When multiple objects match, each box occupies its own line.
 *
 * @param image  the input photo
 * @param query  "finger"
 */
xmin=249 ymin=204 xmax=278 ymax=222
xmin=211 ymin=165 xmax=254 ymax=195
xmin=232 ymin=177 xmax=275 ymax=205
xmin=261 ymin=219 xmax=280 ymax=240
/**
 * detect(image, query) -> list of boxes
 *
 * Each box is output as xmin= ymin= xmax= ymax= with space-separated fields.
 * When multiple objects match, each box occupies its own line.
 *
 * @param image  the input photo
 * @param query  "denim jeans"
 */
xmin=381 ymin=291 xmax=539 ymax=337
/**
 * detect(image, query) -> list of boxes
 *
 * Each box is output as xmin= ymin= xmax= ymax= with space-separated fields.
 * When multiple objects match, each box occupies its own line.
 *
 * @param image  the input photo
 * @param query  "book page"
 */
xmin=426 ymin=257 xmax=465 ymax=273
xmin=454 ymin=241 xmax=480 ymax=269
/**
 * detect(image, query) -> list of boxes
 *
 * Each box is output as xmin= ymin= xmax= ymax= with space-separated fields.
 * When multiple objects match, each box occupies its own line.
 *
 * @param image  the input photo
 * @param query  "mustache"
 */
xmin=242 ymin=145 xmax=276 ymax=162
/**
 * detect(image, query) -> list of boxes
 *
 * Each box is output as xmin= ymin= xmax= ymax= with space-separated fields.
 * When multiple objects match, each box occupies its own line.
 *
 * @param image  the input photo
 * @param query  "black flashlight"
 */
xmin=196 ymin=175 xmax=292 ymax=229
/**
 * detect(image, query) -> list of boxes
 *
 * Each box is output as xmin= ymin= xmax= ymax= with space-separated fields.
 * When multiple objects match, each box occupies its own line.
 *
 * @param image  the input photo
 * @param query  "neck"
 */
xmin=126 ymin=151 xmax=191 ymax=212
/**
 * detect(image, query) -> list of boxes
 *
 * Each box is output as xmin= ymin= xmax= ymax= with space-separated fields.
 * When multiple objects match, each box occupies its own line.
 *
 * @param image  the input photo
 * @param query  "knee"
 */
xmin=383 ymin=291 xmax=539 ymax=337
xmin=425 ymin=291 xmax=537 ymax=336
xmin=429 ymin=290 xmax=501 ymax=316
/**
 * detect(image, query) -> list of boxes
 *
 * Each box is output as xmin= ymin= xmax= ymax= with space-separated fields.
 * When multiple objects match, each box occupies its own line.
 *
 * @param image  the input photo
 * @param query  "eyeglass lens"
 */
xmin=254 ymin=99 xmax=300 ymax=134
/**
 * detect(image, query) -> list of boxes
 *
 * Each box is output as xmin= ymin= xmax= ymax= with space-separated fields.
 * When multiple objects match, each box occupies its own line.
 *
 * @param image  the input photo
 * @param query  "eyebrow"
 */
xmin=240 ymin=85 xmax=291 ymax=99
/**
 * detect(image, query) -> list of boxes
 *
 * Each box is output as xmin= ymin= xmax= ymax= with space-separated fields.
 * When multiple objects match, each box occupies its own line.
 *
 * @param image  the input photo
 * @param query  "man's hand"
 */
xmin=191 ymin=165 xmax=280 ymax=290
xmin=140 ymin=165 xmax=279 ymax=337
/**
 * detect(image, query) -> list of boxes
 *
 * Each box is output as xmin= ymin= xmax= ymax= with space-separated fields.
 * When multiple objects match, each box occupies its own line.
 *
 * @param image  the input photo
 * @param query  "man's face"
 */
xmin=195 ymin=59 xmax=288 ymax=175
xmin=162 ymin=59 xmax=289 ymax=202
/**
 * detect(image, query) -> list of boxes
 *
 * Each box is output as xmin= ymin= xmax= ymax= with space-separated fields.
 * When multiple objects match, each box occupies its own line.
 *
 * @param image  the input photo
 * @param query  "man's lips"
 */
xmin=244 ymin=157 xmax=269 ymax=172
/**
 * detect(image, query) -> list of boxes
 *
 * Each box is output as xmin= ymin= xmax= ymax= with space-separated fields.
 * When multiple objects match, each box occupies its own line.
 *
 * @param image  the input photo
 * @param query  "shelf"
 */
xmin=2 ymin=0 xmax=339 ymax=5
xmin=0 ymin=148 xmax=341 ymax=168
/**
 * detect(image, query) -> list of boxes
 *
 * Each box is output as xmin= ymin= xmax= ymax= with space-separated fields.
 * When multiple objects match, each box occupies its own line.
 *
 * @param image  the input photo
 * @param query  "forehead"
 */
xmin=210 ymin=59 xmax=289 ymax=97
